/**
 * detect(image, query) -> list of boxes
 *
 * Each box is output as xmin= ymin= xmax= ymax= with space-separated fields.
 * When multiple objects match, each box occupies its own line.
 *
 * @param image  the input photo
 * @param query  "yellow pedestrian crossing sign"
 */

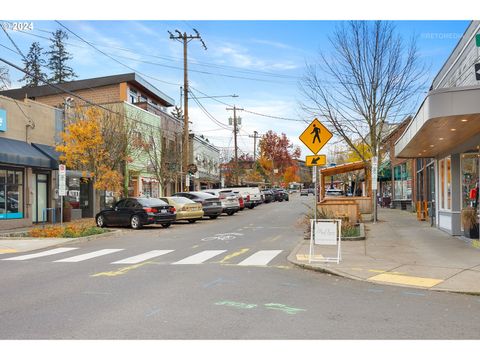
xmin=299 ymin=118 xmax=333 ymax=154
xmin=305 ymin=155 xmax=326 ymax=167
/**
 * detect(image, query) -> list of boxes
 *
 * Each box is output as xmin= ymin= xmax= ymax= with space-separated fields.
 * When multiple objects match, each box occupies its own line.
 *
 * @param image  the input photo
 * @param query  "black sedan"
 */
xmin=172 ymin=191 xmax=223 ymax=219
xmin=95 ymin=197 xmax=176 ymax=229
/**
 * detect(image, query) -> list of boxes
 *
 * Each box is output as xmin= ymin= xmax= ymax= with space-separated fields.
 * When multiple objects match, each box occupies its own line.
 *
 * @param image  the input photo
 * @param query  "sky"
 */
xmin=0 ymin=19 xmax=471 ymax=161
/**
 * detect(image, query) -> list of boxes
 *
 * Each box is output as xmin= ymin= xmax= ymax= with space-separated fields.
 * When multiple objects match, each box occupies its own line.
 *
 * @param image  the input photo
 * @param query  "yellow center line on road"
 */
xmin=368 ymin=273 xmax=444 ymax=288
xmin=219 ymin=248 xmax=250 ymax=264
xmin=91 ymin=262 xmax=152 ymax=277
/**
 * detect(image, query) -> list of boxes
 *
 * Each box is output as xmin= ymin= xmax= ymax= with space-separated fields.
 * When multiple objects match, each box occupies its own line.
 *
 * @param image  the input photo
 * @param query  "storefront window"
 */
xmin=393 ymin=162 xmax=412 ymax=200
xmin=461 ymin=152 xmax=479 ymax=209
xmin=0 ymin=168 xmax=24 ymax=220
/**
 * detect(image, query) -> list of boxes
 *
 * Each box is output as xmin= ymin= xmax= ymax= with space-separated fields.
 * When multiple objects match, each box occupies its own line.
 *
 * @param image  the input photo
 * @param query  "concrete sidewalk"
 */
xmin=288 ymin=208 xmax=480 ymax=294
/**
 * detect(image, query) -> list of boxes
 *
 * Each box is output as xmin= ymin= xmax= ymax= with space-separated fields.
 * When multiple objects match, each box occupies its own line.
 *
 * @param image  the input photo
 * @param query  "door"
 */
xmin=426 ymin=162 xmax=436 ymax=226
xmin=33 ymin=173 xmax=48 ymax=223
xmin=105 ymin=199 xmax=126 ymax=226
xmin=117 ymin=199 xmax=135 ymax=226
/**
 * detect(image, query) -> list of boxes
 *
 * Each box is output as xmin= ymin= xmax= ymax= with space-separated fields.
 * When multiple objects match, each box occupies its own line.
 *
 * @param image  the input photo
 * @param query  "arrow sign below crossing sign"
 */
xmin=305 ymin=154 xmax=327 ymax=167
xmin=475 ymin=63 xmax=480 ymax=81
xmin=299 ymin=118 xmax=333 ymax=154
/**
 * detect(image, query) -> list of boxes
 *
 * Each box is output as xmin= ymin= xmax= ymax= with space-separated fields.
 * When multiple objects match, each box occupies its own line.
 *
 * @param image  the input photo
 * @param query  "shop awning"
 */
xmin=0 ymin=137 xmax=52 ymax=168
xmin=32 ymin=143 xmax=61 ymax=169
xmin=395 ymin=85 xmax=480 ymax=158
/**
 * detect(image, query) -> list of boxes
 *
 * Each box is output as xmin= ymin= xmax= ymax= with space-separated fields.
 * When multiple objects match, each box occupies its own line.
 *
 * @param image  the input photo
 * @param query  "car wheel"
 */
xmin=226 ymin=210 xmax=234 ymax=216
xmin=209 ymin=215 xmax=218 ymax=219
xmin=161 ymin=222 xmax=171 ymax=228
xmin=130 ymin=215 xmax=142 ymax=229
xmin=188 ymin=219 xmax=197 ymax=223
xmin=96 ymin=214 xmax=106 ymax=228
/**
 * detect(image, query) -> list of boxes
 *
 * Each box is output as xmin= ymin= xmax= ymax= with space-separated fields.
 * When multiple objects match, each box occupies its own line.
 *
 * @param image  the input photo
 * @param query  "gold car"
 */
xmin=160 ymin=196 xmax=204 ymax=223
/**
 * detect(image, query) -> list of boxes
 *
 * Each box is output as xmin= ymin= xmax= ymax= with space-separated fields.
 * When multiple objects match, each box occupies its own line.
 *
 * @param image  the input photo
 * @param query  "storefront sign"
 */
xmin=59 ymin=164 xmax=67 ymax=196
xmin=476 ymin=34 xmax=480 ymax=47
xmin=0 ymin=109 xmax=6 ymax=132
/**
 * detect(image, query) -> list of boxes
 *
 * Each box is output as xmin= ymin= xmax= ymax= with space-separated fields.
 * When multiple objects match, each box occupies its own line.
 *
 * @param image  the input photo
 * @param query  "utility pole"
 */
xmin=169 ymin=29 xmax=207 ymax=191
xmin=227 ymin=105 xmax=243 ymax=185
xmin=248 ymin=131 xmax=260 ymax=162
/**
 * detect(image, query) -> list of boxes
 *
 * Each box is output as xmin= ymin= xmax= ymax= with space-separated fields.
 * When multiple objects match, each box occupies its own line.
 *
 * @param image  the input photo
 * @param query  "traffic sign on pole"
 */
xmin=299 ymin=118 xmax=333 ymax=154
xmin=59 ymin=164 xmax=67 ymax=196
xmin=305 ymin=154 xmax=327 ymax=167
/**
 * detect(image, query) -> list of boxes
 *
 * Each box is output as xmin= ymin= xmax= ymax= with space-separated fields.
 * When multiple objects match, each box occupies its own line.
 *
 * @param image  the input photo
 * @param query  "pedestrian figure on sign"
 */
xmin=311 ymin=124 xmax=321 ymax=143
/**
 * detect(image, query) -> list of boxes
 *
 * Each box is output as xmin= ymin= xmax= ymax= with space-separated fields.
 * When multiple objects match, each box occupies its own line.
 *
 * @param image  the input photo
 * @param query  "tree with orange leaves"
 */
xmin=258 ymin=130 xmax=301 ymax=186
xmin=56 ymin=107 xmax=124 ymax=194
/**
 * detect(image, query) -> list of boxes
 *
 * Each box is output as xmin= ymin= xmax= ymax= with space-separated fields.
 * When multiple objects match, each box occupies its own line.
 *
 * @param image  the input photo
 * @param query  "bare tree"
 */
xmin=0 ymin=66 xmax=10 ymax=89
xmin=300 ymin=21 xmax=427 ymax=163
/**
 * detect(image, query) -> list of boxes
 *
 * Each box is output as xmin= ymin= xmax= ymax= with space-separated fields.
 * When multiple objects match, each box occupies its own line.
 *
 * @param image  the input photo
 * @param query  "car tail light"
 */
xmin=246 ymin=195 xmax=250 ymax=202
xmin=144 ymin=207 xmax=158 ymax=213
xmin=169 ymin=206 xmax=176 ymax=214
xmin=219 ymin=194 xmax=226 ymax=199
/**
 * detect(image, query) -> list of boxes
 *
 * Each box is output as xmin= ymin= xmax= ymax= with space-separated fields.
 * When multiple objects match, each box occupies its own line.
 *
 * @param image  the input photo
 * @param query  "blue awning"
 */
xmin=32 ymin=143 xmax=61 ymax=169
xmin=0 ymin=137 xmax=52 ymax=168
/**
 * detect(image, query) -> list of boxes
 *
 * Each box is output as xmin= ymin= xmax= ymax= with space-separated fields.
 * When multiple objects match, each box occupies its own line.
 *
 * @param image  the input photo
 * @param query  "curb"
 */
xmin=286 ymin=239 xmax=480 ymax=296
xmin=0 ymin=229 xmax=123 ymax=253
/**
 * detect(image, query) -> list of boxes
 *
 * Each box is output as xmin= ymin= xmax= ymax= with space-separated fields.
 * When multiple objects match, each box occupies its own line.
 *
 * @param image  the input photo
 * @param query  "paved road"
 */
xmin=1 ymin=194 xmax=479 ymax=339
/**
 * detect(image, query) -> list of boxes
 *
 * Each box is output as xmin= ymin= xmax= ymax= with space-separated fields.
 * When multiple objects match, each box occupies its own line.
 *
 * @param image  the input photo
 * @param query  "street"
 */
xmin=1 ymin=194 xmax=479 ymax=339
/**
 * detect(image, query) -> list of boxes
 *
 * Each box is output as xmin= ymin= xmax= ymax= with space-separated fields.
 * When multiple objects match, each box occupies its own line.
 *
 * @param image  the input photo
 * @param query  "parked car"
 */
xmin=96 ymin=197 xmax=176 ymax=229
xmin=308 ymin=188 xmax=315 ymax=195
xmin=325 ymin=189 xmax=345 ymax=197
xmin=172 ymin=191 xmax=223 ymax=219
xmin=160 ymin=196 xmax=204 ymax=223
xmin=232 ymin=191 xmax=245 ymax=210
xmin=278 ymin=189 xmax=289 ymax=201
xmin=300 ymin=189 xmax=309 ymax=196
xmin=261 ymin=189 xmax=274 ymax=203
xmin=202 ymin=189 xmax=240 ymax=215
xmin=222 ymin=187 xmax=262 ymax=208
xmin=270 ymin=188 xmax=285 ymax=202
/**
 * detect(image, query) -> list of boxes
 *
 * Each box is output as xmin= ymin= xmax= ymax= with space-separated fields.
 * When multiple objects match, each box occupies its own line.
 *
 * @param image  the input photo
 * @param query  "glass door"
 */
xmin=426 ymin=161 xmax=435 ymax=226
xmin=33 ymin=173 xmax=48 ymax=223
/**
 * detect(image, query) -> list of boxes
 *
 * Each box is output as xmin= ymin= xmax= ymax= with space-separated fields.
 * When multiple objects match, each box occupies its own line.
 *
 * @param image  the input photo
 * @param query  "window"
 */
xmin=393 ymin=162 xmax=412 ymax=200
xmin=439 ymin=156 xmax=451 ymax=210
xmin=0 ymin=168 xmax=24 ymax=220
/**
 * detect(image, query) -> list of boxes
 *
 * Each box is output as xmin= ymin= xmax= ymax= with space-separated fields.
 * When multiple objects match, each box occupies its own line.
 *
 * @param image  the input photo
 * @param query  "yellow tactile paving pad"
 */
xmin=0 ymin=249 xmax=17 ymax=254
xmin=368 ymin=273 xmax=443 ymax=288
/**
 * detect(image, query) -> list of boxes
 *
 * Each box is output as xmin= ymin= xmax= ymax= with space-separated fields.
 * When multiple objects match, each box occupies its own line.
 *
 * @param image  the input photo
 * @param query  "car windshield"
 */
xmin=171 ymin=197 xmax=196 ymax=204
xmin=137 ymin=198 xmax=168 ymax=207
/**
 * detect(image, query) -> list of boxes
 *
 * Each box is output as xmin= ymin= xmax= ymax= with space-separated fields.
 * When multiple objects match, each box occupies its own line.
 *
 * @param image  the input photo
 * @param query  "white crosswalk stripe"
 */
xmin=173 ymin=250 xmax=227 ymax=265
xmin=1 ymin=247 xmax=78 ymax=261
xmin=237 ymin=250 xmax=283 ymax=266
xmin=112 ymin=250 xmax=174 ymax=264
xmin=54 ymin=249 xmax=124 ymax=263
xmin=1 ymin=248 xmax=285 ymax=267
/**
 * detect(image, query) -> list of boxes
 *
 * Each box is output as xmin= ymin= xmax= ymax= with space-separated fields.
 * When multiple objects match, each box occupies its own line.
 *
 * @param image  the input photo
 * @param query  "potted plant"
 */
xmin=63 ymin=200 xmax=72 ymax=223
xmin=461 ymin=206 xmax=479 ymax=239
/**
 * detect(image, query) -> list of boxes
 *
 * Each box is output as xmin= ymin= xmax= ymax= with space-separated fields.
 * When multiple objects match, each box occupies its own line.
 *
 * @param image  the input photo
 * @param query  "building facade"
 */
xmin=0 ymin=96 xmax=63 ymax=230
xmin=189 ymin=134 xmax=220 ymax=190
xmin=395 ymin=21 xmax=480 ymax=238
xmin=1 ymin=73 xmax=183 ymax=203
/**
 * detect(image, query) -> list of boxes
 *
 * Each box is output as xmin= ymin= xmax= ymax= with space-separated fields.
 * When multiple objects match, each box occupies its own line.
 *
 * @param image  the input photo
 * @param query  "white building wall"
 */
xmin=432 ymin=21 xmax=480 ymax=90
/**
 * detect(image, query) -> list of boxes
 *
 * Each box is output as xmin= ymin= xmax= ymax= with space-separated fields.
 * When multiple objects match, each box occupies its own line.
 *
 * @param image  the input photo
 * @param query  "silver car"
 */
xmin=202 ymin=189 xmax=240 ymax=216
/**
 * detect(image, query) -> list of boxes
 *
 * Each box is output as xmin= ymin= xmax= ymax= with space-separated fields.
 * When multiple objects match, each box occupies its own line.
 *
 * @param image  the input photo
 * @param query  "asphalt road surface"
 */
xmin=1 ymin=194 xmax=479 ymax=339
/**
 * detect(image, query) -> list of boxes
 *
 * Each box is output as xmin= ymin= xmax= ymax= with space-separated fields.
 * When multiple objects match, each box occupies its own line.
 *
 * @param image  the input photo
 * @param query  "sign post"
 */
xmin=58 ymin=164 xmax=67 ymax=225
xmin=371 ymin=156 xmax=378 ymax=224
xmin=299 ymin=118 xmax=336 ymax=263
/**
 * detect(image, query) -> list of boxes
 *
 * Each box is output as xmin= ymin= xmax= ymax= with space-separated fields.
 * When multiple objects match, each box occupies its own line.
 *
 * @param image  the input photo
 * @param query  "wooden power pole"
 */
xmin=249 ymin=130 xmax=259 ymax=161
xmin=168 ymin=29 xmax=206 ymax=191
xmin=227 ymin=105 xmax=243 ymax=185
